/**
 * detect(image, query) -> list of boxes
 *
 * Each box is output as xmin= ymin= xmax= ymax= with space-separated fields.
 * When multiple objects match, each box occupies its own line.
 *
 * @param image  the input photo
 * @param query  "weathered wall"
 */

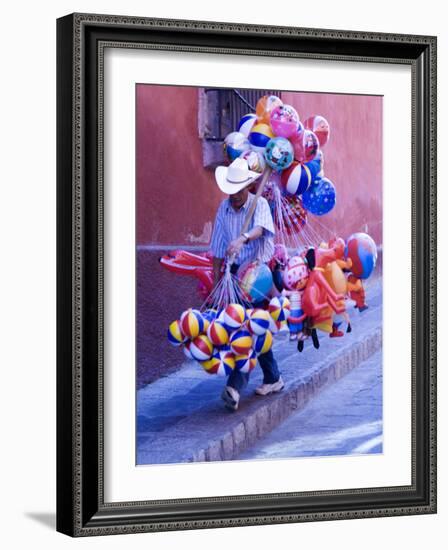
xmin=283 ymin=91 xmax=383 ymax=244
xmin=136 ymin=85 xmax=382 ymax=247
xmin=136 ymin=84 xmax=221 ymax=246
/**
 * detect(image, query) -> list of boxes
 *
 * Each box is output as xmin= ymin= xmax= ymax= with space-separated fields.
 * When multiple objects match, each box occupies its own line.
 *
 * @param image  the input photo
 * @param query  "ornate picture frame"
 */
xmin=56 ymin=13 xmax=437 ymax=536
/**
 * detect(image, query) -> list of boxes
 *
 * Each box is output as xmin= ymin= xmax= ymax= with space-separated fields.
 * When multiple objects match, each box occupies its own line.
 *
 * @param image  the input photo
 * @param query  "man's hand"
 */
xmin=212 ymin=257 xmax=224 ymax=288
xmin=227 ymin=236 xmax=246 ymax=259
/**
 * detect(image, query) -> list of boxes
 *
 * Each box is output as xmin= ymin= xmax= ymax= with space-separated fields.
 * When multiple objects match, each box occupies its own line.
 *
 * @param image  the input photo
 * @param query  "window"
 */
xmin=199 ymin=88 xmax=281 ymax=168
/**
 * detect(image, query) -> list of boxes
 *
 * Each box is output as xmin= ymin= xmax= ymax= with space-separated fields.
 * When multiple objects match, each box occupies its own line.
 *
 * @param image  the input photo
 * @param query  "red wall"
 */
xmin=136 ymin=86 xmax=382 ymax=246
xmin=283 ymin=91 xmax=382 ymax=244
xmin=136 ymin=85 xmax=222 ymax=246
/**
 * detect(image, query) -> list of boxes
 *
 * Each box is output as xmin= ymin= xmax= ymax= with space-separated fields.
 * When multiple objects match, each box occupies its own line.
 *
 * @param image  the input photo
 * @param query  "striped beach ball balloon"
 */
xmin=224 ymin=304 xmax=246 ymax=330
xmin=268 ymin=296 xmax=291 ymax=322
xmin=167 ymin=319 xmax=186 ymax=346
xmin=207 ymin=320 xmax=229 ymax=347
xmin=281 ymin=161 xmax=312 ymax=196
xmin=249 ymin=308 xmax=271 ymax=335
xmin=229 ymin=329 xmax=253 ymax=355
xmin=268 ymin=316 xmax=280 ymax=334
xmin=238 ymin=113 xmax=257 ymax=138
xmin=189 ymin=334 xmax=214 ymax=362
xmin=217 ymin=350 xmax=236 ymax=376
xmin=200 ymin=350 xmax=235 ymax=376
xmin=234 ymin=350 xmax=258 ymax=373
xmin=249 ymin=123 xmax=275 ymax=152
xmin=180 ymin=309 xmax=204 ymax=339
xmin=183 ymin=340 xmax=194 ymax=360
xmin=200 ymin=351 xmax=221 ymax=375
xmin=253 ymin=330 xmax=273 ymax=355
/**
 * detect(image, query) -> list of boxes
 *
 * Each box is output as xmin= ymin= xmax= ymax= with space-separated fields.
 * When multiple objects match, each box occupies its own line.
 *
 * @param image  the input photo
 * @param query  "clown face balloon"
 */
xmin=284 ymin=256 xmax=309 ymax=290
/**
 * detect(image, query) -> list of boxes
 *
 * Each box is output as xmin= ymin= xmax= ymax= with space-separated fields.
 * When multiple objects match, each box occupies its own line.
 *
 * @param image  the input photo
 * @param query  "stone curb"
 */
xmin=192 ymin=327 xmax=382 ymax=462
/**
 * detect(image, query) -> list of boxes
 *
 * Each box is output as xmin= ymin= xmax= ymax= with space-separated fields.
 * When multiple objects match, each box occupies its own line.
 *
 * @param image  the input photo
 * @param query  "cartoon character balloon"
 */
xmin=264 ymin=137 xmax=294 ymax=172
xmin=256 ymin=95 xmax=283 ymax=124
xmin=304 ymin=115 xmax=330 ymax=147
xmin=270 ymin=104 xmax=300 ymax=138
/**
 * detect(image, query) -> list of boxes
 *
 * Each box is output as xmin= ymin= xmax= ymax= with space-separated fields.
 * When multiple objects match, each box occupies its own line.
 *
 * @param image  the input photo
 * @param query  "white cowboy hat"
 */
xmin=214 ymin=157 xmax=262 ymax=195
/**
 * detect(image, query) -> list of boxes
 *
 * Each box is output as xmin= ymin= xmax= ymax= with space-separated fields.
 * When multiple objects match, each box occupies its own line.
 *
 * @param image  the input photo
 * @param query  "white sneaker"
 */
xmin=221 ymin=386 xmax=240 ymax=411
xmin=255 ymin=377 xmax=285 ymax=396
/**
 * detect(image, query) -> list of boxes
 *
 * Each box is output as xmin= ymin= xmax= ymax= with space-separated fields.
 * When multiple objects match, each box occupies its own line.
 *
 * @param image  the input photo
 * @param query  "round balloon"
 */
xmin=207 ymin=320 xmax=229 ymax=347
xmin=249 ymin=123 xmax=275 ymax=152
xmin=253 ymin=330 xmax=273 ymax=355
xmin=229 ymin=329 xmax=253 ymax=355
xmin=238 ymin=261 xmax=273 ymax=303
xmin=238 ymin=113 xmax=257 ymax=138
xmin=268 ymin=296 xmax=291 ymax=322
xmin=270 ymin=104 xmax=299 ymax=138
xmin=201 ymin=349 xmax=235 ymax=376
xmin=304 ymin=151 xmax=324 ymax=183
xmin=183 ymin=341 xmax=194 ymax=360
xmin=234 ymin=350 xmax=257 ymax=373
xmin=345 ymin=233 xmax=378 ymax=279
xmin=302 ymin=177 xmax=336 ymax=216
xmin=302 ymin=129 xmax=320 ymax=162
xmin=223 ymin=131 xmax=251 ymax=162
xmin=304 ymin=115 xmax=330 ymax=147
xmin=248 ymin=308 xmax=271 ymax=335
xmin=281 ymin=160 xmax=311 ymax=196
xmin=239 ymin=149 xmax=266 ymax=174
xmin=283 ymin=256 xmax=309 ymax=290
xmin=167 ymin=319 xmax=187 ymax=346
xmin=189 ymin=334 xmax=214 ymax=362
xmin=256 ymin=95 xmax=283 ymax=124
xmin=264 ymin=137 xmax=294 ymax=172
xmin=180 ymin=309 xmax=204 ymax=339
xmin=223 ymin=304 xmax=246 ymax=330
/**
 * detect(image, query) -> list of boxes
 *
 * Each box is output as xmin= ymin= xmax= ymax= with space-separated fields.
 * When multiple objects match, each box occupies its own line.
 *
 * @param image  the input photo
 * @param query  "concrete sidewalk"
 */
xmin=137 ymin=279 xmax=382 ymax=465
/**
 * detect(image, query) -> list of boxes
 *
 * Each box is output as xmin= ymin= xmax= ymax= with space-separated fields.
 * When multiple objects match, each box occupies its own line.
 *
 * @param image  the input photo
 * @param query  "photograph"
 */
xmin=136 ymin=85 xmax=383 ymax=466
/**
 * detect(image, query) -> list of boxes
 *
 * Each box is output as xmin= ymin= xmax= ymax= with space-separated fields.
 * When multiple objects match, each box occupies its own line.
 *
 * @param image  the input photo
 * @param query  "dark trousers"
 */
xmin=227 ymin=263 xmax=281 ymax=392
xmin=227 ymin=348 xmax=280 ymax=392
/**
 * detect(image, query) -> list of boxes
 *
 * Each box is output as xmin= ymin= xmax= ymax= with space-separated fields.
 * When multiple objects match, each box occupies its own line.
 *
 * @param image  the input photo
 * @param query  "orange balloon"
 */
xmin=256 ymin=95 xmax=283 ymax=124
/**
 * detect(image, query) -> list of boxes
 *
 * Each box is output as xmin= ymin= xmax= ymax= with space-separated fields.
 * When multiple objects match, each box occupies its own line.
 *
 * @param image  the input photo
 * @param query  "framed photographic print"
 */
xmin=56 ymin=13 xmax=437 ymax=536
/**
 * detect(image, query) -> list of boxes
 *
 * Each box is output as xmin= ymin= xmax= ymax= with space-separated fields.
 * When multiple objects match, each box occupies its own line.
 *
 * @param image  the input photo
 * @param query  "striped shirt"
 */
xmin=210 ymin=193 xmax=275 ymax=264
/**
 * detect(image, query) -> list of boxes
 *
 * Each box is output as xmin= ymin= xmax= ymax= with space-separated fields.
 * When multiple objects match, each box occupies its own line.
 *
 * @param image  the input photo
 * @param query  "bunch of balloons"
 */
xmin=167 ymin=298 xmax=291 ymax=376
xmin=223 ymin=94 xmax=335 ymax=217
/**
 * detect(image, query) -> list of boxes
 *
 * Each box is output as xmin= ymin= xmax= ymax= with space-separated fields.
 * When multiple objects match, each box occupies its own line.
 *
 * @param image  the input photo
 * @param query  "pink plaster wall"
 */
xmin=136 ymin=86 xmax=382 ymax=246
xmin=136 ymin=84 xmax=222 ymax=246
xmin=283 ymin=91 xmax=383 ymax=244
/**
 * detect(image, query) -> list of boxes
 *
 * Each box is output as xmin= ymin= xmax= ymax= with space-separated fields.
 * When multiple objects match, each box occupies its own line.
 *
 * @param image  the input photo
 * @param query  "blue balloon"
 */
xmin=264 ymin=137 xmax=294 ymax=172
xmin=302 ymin=177 xmax=336 ymax=216
xmin=238 ymin=262 xmax=273 ymax=303
xmin=304 ymin=150 xmax=324 ymax=183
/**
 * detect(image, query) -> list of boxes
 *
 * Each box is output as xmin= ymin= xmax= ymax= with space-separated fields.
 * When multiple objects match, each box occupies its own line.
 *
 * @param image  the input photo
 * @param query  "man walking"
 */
xmin=211 ymin=157 xmax=284 ymax=411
